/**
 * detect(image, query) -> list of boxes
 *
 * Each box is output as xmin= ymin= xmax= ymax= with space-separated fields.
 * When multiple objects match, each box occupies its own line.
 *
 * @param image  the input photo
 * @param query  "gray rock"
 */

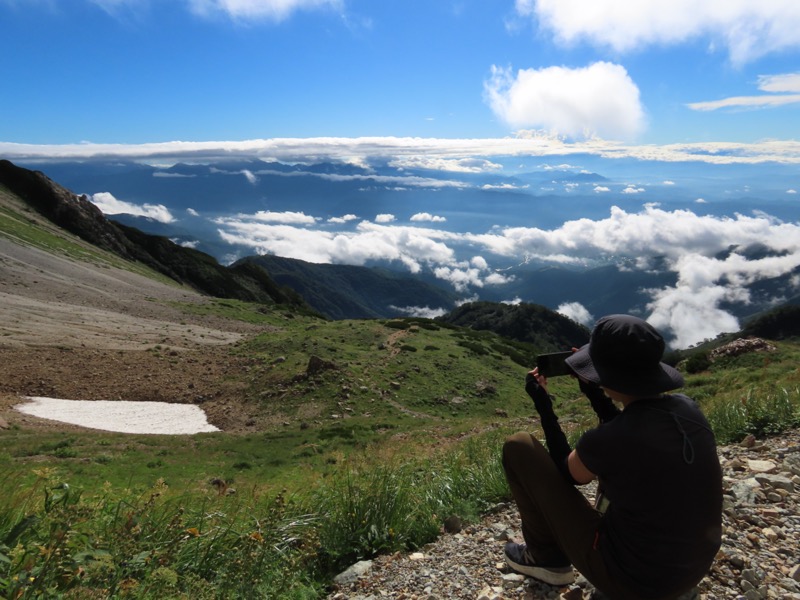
xmin=333 ymin=560 xmax=373 ymax=585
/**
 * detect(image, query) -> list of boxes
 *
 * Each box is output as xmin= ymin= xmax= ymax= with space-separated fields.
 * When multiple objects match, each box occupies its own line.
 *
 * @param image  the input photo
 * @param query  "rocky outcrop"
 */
xmin=0 ymin=159 xmax=312 ymax=311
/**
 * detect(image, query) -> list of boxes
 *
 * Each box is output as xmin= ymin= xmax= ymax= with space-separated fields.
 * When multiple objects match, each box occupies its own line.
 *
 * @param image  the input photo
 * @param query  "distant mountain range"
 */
xmin=4 ymin=158 xmax=799 ymax=337
xmin=2 ymin=158 xmax=799 ymax=356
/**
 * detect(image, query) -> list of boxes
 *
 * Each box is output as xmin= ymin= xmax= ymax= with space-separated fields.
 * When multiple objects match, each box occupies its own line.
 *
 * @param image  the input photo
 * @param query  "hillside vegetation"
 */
xmin=1 ymin=160 xmax=799 ymax=599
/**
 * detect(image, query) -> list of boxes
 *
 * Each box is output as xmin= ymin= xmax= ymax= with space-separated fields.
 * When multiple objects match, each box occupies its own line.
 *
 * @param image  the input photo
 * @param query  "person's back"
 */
xmin=577 ymin=393 xmax=722 ymax=597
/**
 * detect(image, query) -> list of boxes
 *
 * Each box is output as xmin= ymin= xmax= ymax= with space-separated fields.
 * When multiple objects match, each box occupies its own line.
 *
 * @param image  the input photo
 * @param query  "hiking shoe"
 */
xmin=504 ymin=542 xmax=575 ymax=586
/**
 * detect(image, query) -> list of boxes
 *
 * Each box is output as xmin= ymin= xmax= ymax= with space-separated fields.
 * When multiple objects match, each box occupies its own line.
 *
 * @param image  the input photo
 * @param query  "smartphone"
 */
xmin=536 ymin=351 xmax=574 ymax=377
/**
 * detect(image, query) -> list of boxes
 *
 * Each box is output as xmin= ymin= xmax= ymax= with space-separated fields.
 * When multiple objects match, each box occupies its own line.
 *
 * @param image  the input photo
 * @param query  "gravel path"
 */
xmin=329 ymin=429 xmax=800 ymax=600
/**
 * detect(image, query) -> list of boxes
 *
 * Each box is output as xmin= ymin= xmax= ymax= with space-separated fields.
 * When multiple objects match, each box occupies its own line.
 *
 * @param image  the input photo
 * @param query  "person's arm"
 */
xmin=525 ymin=368 xmax=578 ymax=485
xmin=567 ymin=449 xmax=596 ymax=484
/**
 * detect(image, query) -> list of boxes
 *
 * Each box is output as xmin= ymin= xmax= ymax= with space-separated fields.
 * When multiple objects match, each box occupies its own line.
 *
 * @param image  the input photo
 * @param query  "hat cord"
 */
xmin=641 ymin=404 xmax=713 ymax=465
xmin=671 ymin=412 xmax=695 ymax=465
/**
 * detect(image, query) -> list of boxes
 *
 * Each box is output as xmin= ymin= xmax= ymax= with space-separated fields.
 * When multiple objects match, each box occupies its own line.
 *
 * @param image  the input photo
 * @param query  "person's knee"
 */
xmin=503 ymin=432 xmax=544 ymax=464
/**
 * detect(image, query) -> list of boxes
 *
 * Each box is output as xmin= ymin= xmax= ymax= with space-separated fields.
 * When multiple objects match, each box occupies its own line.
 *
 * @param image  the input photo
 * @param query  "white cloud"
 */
xmin=556 ymin=301 xmax=594 ymax=327
xmin=688 ymin=72 xmax=800 ymax=111
xmin=501 ymin=297 xmax=523 ymax=305
xmin=593 ymin=185 xmax=610 ymax=193
xmin=687 ymin=94 xmax=800 ymax=112
xmin=187 ymin=208 xmax=200 ymax=216
xmin=518 ymin=0 xmax=800 ymax=65
xmin=389 ymin=156 xmax=502 ymax=173
xmin=375 ymin=214 xmax=396 ymax=223
xmin=390 ymin=305 xmax=449 ymax=319
xmin=245 ymin=210 xmax=317 ymax=224
xmin=90 ymin=192 xmax=175 ymax=223
xmin=212 ymin=202 xmax=799 ymax=347
xmin=6 ymin=136 xmax=800 ymax=165
xmin=188 ymin=0 xmax=341 ymax=22
xmin=482 ymin=183 xmax=530 ymax=190
xmin=788 ymin=189 xmax=797 ymax=194
xmin=328 ymin=213 xmax=358 ymax=223
xmin=759 ymin=73 xmax=800 ymax=93
xmin=484 ymin=62 xmax=645 ymax=140
xmin=663 ymin=180 xmax=675 ymax=185
xmin=242 ymin=169 xmax=258 ymax=184
xmin=622 ymin=185 xmax=645 ymax=194
xmin=696 ymin=198 xmax=708 ymax=204
xmin=410 ymin=212 xmax=446 ymax=223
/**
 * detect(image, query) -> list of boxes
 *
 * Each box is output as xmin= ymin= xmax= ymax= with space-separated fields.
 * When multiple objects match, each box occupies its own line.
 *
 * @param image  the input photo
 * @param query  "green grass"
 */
xmin=2 ymin=286 xmax=799 ymax=597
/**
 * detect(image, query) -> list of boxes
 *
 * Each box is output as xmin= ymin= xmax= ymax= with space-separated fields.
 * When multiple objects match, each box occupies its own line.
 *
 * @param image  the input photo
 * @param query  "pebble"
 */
xmin=329 ymin=429 xmax=800 ymax=599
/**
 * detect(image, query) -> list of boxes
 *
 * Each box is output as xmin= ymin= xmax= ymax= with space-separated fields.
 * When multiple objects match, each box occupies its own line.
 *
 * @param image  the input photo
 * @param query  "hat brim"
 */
xmin=565 ymin=344 xmax=684 ymax=397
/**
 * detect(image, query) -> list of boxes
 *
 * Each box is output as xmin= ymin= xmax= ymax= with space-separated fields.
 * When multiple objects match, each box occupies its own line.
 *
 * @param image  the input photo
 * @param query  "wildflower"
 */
xmin=185 ymin=527 xmax=200 ymax=537
xmin=249 ymin=532 xmax=264 ymax=542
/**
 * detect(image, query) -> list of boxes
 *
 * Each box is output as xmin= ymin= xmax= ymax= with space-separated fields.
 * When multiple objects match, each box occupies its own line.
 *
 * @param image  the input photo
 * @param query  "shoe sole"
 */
xmin=505 ymin=555 xmax=575 ymax=586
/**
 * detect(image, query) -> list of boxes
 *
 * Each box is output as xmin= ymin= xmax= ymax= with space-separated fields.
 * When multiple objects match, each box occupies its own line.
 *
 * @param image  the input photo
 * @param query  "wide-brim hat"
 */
xmin=565 ymin=314 xmax=684 ymax=397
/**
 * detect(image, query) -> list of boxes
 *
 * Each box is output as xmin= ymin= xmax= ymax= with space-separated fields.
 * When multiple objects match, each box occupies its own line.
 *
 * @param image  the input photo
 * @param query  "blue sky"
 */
xmin=1 ymin=0 xmax=800 ymax=149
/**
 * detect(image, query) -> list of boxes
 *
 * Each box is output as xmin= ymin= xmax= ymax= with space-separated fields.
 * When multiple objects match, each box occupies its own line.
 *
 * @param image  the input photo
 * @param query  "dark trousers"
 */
xmin=502 ymin=432 xmax=643 ymax=600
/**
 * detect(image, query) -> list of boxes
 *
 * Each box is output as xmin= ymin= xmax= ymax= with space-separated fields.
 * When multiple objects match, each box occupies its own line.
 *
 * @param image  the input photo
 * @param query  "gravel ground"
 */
xmin=329 ymin=430 xmax=800 ymax=600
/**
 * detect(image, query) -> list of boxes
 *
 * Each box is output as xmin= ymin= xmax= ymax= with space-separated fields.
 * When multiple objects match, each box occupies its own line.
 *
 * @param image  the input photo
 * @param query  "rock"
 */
xmin=740 ymin=434 xmax=757 ymax=448
xmin=0 ymin=416 xmax=9 ymax=430
xmin=790 ymin=564 xmax=800 ymax=582
xmin=500 ymin=572 xmax=525 ymax=589
xmin=333 ymin=560 xmax=373 ymax=585
xmin=730 ymin=479 xmax=760 ymax=504
xmin=755 ymin=473 xmax=794 ymax=492
xmin=747 ymin=459 xmax=777 ymax=473
xmin=306 ymin=355 xmax=336 ymax=376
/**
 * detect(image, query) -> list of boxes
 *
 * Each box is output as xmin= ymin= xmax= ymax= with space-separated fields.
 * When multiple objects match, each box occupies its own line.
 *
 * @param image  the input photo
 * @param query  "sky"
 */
xmin=1 ymin=0 xmax=800 ymax=148
xmin=2 ymin=0 xmax=800 ymax=348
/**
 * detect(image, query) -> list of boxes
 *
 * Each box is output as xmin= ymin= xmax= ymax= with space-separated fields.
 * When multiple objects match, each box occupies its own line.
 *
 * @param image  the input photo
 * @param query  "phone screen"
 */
xmin=536 ymin=351 xmax=574 ymax=377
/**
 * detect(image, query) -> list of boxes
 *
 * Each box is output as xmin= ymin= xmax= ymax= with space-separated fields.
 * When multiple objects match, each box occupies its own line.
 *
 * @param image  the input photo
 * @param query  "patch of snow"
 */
xmin=15 ymin=397 xmax=220 ymax=435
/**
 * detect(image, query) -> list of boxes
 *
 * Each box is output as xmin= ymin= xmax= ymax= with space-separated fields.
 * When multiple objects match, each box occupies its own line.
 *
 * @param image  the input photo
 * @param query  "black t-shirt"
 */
xmin=576 ymin=394 xmax=722 ymax=598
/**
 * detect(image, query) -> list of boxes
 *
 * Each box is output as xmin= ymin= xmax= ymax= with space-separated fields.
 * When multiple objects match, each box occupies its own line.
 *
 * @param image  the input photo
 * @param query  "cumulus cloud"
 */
xmin=390 ymin=305 xmax=449 ymax=318
xmin=411 ymin=212 xmax=446 ymax=223
xmin=328 ymin=213 xmax=358 ymax=223
xmin=375 ymin=214 xmax=396 ymax=223
xmin=622 ymin=185 xmax=645 ymax=194
xmin=187 ymin=208 xmax=200 ymax=216
xmin=77 ymin=176 xmax=800 ymax=349
xmin=246 ymin=210 xmax=317 ymax=224
xmin=188 ymin=0 xmax=341 ymax=22
xmin=472 ymin=205 xmax=800 ymax=347
xmin=90 ymin=192 xmax=175 ymax=223
xmin=517 ymin=0 xmax=800 ymax=65
xmin=557 ymin=301 xmax=594 ymax=327
xmin=484 ymin=62 xmax=645 ymax=140
xmin=433 ymin=260 xmax=512 ymax=293
xmin=593 ymin=185 xmax=610 ymax=193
